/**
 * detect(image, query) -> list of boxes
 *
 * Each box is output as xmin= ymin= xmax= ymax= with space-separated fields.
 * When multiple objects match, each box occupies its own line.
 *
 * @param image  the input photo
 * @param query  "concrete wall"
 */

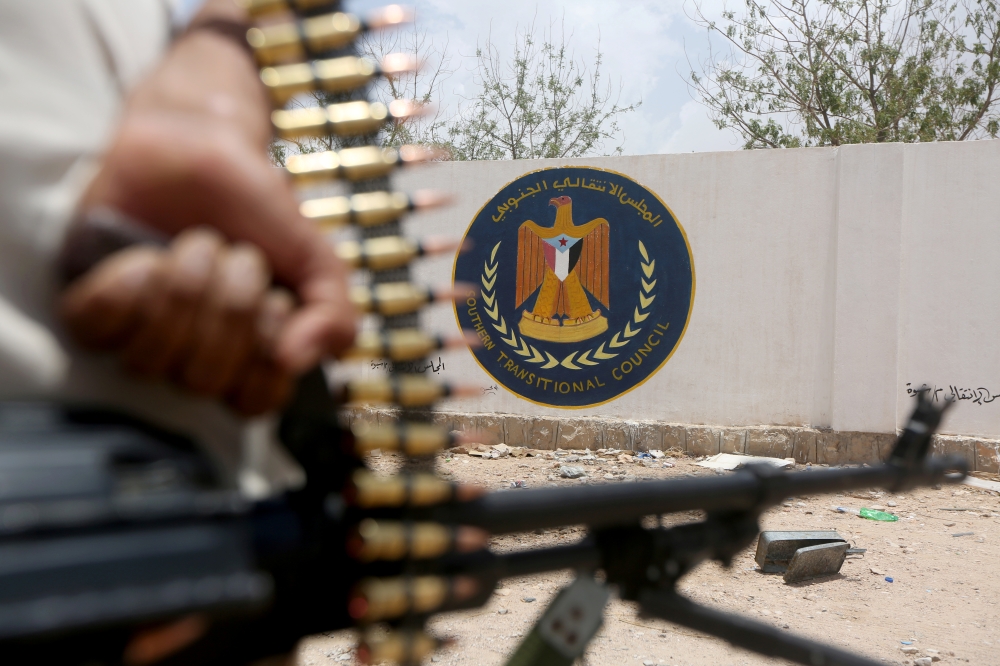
xmin=377 ymin=139 xmax=1000 ymax=442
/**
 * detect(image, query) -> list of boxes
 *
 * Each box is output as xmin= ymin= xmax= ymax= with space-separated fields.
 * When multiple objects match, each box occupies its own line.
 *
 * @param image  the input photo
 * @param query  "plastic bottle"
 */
xmin=859 ymin=507 xmax=899 ymax=522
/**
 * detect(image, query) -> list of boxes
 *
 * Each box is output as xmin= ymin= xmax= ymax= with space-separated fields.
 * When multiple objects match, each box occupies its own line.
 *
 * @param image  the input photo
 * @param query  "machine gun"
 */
xmin=0 ymin=1 xmax=967 ymax=665
xmin=0 ymin=380 xmax=964 ymax=666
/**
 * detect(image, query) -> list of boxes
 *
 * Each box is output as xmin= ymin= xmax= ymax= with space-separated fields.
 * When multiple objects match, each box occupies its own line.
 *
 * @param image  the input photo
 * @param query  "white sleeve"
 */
xmin=0 ymin=0 xmax=170 ymax=387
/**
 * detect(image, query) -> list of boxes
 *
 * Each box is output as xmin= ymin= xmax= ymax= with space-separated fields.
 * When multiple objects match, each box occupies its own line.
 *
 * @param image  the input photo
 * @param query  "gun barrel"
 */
xmin=436 ymin=456 xmax=967 ymax=535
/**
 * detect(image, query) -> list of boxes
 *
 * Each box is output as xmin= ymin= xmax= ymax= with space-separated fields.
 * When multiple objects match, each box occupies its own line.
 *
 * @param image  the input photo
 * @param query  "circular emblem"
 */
xmin=453 ymin=166 xmax=694 ymax=408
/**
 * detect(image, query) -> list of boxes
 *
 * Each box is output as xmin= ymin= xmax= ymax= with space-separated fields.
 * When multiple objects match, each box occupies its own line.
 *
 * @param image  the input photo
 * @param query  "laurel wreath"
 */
xmin=479 ymin=240 xmax=656 ymax=370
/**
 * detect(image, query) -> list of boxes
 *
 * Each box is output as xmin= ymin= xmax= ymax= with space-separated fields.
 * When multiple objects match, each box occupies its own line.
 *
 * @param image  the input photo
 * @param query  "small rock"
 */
xmin=617 ymin=454 xmax=632 ymax=464
xmin=901 ymin=647 xmax=919 ymax=654
xmin=497 ymin=608 xmax=508 ymax=615
xmin=944 ymin=522 xmax=956 ymax=527
xmin=604 ymin=473 xmax=615 ymax=480
xmin=649 ymin=450 xmax=665 ymax=458
xmin=369 ymin=448 xmax=382 ymax=458
xmin=803 ymin=593 xmax=817 ymax=601
xmin=643 ymin=661 xmax=656 ymax=666
xmin=447 ymin=445 xmax=470 ymax=455
xmin=662 ymin=461 xmax=675 ymax=468
xmin=336 ymin=655 xmax=351 ymax=662
xmin=431 ymin=657 xmax=441 ymax=663
xmin=522 ymin=597 xmax=536 ymax=603
xmin=559 ymin=465 xmax=586 ymax=479
xmin=913 ymin=658 xmax=933 ymax=666
xmin=497 ymin=589 xmax=510 ymax=596
xmin=888 ymin=500 xmax=898 ymax=507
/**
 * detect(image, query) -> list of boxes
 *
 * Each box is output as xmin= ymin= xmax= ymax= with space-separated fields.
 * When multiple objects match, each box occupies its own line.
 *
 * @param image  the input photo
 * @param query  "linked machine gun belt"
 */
xmin=0 ymin=2 xmax=968 ymax=665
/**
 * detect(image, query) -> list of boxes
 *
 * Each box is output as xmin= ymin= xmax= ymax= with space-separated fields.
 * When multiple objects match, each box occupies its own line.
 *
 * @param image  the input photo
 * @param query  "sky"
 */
xmin=350 ymin=0 xmax=742 ymax=157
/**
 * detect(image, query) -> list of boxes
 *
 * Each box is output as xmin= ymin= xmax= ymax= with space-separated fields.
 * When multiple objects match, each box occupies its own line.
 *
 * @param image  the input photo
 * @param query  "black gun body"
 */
xmin=438 ymin=455 xmax=964 ymax=534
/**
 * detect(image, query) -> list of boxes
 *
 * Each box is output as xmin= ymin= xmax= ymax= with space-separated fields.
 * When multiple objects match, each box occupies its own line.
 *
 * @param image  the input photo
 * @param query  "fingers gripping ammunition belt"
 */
xmin=243 ymin=3 xmax=477 ymax=663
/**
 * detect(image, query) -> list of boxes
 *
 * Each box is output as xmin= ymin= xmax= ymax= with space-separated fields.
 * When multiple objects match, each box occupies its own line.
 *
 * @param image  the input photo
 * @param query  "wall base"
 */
xmin=346 ymin=409 xmax=1000 ymax=473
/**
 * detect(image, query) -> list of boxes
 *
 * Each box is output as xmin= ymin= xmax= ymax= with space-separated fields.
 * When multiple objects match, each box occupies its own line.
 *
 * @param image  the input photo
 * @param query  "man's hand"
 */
xmin=61 ymin=228 xmax=295 ymax=415
xmin=60 ymin=0 xmax=356 ymax=412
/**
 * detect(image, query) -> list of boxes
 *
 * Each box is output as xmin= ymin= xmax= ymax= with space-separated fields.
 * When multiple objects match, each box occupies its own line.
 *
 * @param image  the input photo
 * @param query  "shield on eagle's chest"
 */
xmin=542 ymin=235 xmax=582 ymax=280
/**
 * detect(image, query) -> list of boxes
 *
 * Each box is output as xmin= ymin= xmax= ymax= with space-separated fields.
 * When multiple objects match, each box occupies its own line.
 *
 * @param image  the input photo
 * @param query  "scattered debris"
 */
xmin=870 ymin=567 xmax=886 ymax=575
xmin=559 ymin=466 xmax=587 ymax=479
xmin=447 ymin=445 xmax=470 ymax=455
xmin=783 ymin=542 xmax=850 ymax=583
xmin=962 ymin=476 xmax=1000 ymax=492
xmin=510 ymin=480 xmax=527 ymax=489
xmin=649 ymin=450 xmax=665 ymax=458
xmin=522 ymin=597 xmax=536 ymax=603
xmin=952 ymin=532 xmax=975 ymax=537
xmin=859 ymin=507 xmax=899 ymax=522
xmin=832 ymin=506 xmax=898 ymax=521
xmin=697 ymin=453 xmax=794 ymax=471
xmin=914 ymin=658 xmax=933 ymax=666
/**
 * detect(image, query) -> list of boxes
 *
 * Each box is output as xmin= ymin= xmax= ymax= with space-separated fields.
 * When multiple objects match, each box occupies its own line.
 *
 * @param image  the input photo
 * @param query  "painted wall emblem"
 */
xmin=454 ymin=166 xmax=695 ymax=408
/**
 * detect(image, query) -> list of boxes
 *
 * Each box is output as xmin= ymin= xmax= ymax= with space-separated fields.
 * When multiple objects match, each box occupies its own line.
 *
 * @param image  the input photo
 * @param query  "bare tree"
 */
xmin=687 ymin=0 xmax=1000 ymax=148
xmin=444 ymin=18 xmax=641 ymax=160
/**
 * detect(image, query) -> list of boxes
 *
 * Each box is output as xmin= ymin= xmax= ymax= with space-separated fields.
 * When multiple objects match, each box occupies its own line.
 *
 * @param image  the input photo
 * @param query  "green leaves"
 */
xmin=688 ymin=0 xmax=1000 ymax=148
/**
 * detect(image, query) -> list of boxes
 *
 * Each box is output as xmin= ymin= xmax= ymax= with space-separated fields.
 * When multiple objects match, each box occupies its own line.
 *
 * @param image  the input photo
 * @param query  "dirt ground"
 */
xmin=297 ymin=448 xmax=1000 ymax=666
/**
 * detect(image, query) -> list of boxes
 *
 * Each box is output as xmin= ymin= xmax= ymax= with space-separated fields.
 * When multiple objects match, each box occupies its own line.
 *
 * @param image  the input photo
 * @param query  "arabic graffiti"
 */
xmin=490 ymin=175 xmax=663 ymax=226
xmin=905 ymin=382 xmax=1000 ymax=406
xmin=371 ymin=357 xmax=446 ymax=375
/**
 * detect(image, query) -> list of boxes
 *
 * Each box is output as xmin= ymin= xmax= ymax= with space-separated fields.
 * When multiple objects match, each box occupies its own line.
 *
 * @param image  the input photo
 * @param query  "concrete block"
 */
xmin=430 ymin=411 xmax=456 ymax=433
xmin=556 ymin=419 xmax=602 ymax=450
xmin=530 ymin=418 xmax=560 ymax=450
xmin=873 ymin=433 xmax=896 ymax=461
xmin=631 ymin=422 xmax=663 ymax=452
xmin=932 ymin=436 xmax=977 ymax=471
xmin=475 ymin=413 xmax=506 ymax=446
xmin=661 ymin=424 xmax=687 ymax=452
xmin=815 ymin=431 xmax=846 ymax=465
xmin=375 ymin=408 xmax=399 ymax=426
xmin=792 ymin=429 xmax=818 ymax=464
xmin=602 ymin=421 xmax=629 ymax=450
xmin=843 ymin=432 xmax=881 ymax=464
xmin=687 ymin=427 xmax=721 ymax=456
xmin=721 ymin=429 xmax=747 ymax=454
xmin=745 ymin=428 xmax=794 ymax=459
xmin=503 ymin=415 xmax=534 ymax=447
xmin=975 ymin=439 xmax=1000 ymax=474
